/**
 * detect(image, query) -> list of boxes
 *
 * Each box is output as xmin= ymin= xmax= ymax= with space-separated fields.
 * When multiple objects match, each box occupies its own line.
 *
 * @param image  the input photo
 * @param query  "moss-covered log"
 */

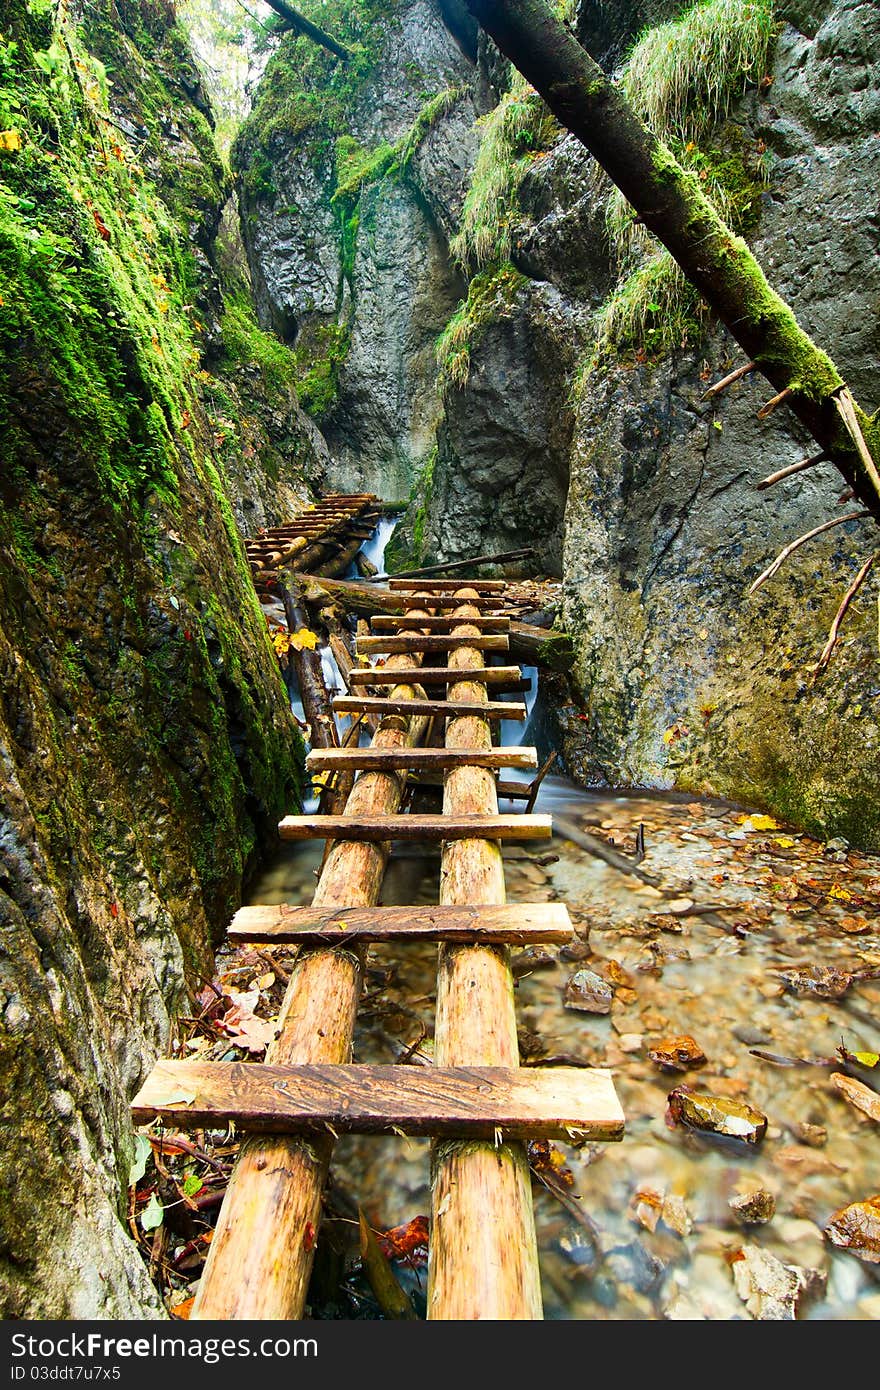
xmin=462 ymin=0 xmax=880 ymax=518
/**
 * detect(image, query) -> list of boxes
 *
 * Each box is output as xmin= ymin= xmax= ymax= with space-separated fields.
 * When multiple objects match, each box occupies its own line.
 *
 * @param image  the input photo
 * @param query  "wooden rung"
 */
xmin=229 ymin=901 xmax=573 ymax=944
xmin=277 ymin=813 xmax=552 ymax=841
xmin=306 ymin=746 xmax=539 ymax=772
xmin=402 ymin=596 xmax=507 ymax=610
xmin=332 ymin=696 xmax=527 ymax=720
xmin=356 ymin=635 xmax=509 ymax=654
xmin=370 ymin=615 xmax=510 ymax=633
xmin=132 ymin=1061 xmax=624 ymax=1142
xmin=387 ymin=579 xmax=507 ymax=592
xmin=348 ymin=665 xmax=522 ymax=687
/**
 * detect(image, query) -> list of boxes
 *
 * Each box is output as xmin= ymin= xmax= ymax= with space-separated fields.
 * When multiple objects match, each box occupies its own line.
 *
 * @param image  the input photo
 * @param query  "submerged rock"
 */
xmin=729 ymin=1189 xmax=777 ymax=1226
xmin=563 ymin=969 xmax=613 ymax=1014
xmin=825 ymin=1196 xmax=880 ymax=1263
xmin=731 ymin=1244 xmax=826 ymax=1320
xmin=647 ymin=1034 xmax=707 ymax=1072
xmin=666 ymin=1088 xmax=768 ymax=1144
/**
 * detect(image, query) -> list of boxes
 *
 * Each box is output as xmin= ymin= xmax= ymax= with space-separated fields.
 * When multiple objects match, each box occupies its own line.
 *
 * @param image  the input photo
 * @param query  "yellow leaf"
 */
xmin=662 ymin=728 xmax=676 ymax=744
xmin=737 ymin=814 xmax=780 ymax=831
xmin=289 ymin=628 xmax=318 ymax=651
xmin=773 ymin=836 xmax=797 ymax=848
xmin=0 ymin=130 xmax=22 ymax=152
xmin=828 ymin=884 xmax=852 ymax=901
xmin=273 ymin=631 xmax=291 ymax=656
xmin=334 ymin=920 xmax=348 ymax=931
xmin=853 ymin=1052 xmax=879 ymax=1069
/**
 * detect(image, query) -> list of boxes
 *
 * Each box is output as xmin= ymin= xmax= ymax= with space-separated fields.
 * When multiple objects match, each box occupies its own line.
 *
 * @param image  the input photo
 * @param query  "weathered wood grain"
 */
xmin=278 ymin=813 xmax=552 ymax=842
xmin=305 ymin=746 xmax=538 ymax=772
xmin=228 ymin=902 xmax=573 ymax=945
xmin=332 ymin=695 xmax=525 ymax=719
xmin=132 ymin=1062 xmax=624 ymax=1141
xmin=356 ymin=634 xmax=510 ymax=653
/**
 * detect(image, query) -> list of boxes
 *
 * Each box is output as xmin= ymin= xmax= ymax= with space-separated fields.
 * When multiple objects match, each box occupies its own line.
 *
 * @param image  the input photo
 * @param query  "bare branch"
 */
xmin=756 ymin=452 xmax=828 ymax=491
xmin=834 ymin=387 xmax=880 ymax=504
xmin=748 ymin=511 xmax=871 ymax=595
xmin=702 ymin=361 xmax=756 ymax=399
xmin=757 ymin=386 xmax=794 ymax=420
xmin=813 ymin=551 xmax=877 ymax=675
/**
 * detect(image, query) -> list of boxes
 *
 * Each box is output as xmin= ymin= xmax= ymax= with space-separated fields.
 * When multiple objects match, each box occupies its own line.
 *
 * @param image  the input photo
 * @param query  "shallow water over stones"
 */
xmin=249 ymin=775 xmax=880 ymax=1320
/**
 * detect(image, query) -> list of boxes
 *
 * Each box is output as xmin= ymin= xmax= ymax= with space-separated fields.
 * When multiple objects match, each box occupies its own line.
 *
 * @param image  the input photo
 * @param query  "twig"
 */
xmin=748 ymin=510 xmax=870 ymax=595
xmin=812 ymin=551 xmax=877 ymax=676
xmin=834 ymin=386 xmax=880 ymax=505
xmin=756 ymin=452 xmax=828 ymax=491
xmin=757 ymin=385 xmax=793 ymax=419
xmin=702 ymin=361 xmax=756 ymax=398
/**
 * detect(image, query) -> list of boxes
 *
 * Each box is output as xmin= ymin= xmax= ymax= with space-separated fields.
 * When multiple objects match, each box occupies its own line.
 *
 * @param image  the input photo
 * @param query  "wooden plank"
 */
xmin=306 ymin=746 xmax=539 ymax=772
xmin=357 ymin=634 xmax=509 ymax=654
xmin=332 ymin=696 xmax=526 ymax=720
xmin=388 ymin=579 xmax=507 ymax=592
xmin=348 ymin=665 xmax=521 ymax=686
xmin=278 ymin=813 xmax=552 ymax=842
xmin=370 ymin=615 xmax=510 ymax=633
xmin=229 ymin=902 xmax=573 ymax=945
xmin=132 ymin=1062 xmax=624 ymax=1142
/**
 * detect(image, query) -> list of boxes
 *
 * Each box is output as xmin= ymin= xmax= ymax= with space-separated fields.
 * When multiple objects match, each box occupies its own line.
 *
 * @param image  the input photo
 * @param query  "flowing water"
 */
xmin=247 ymin=522 xmax=880 ymax=1321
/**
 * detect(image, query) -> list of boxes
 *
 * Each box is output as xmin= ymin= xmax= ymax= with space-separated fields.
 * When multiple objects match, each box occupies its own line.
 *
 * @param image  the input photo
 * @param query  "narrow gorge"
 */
xmin=1 ymin=0 xmax=878 ymax=1324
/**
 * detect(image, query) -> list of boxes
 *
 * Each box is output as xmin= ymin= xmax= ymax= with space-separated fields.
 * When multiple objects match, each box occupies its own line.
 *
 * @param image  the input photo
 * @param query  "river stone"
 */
xmin=564 ymin=968 xmax=613 ymax=1014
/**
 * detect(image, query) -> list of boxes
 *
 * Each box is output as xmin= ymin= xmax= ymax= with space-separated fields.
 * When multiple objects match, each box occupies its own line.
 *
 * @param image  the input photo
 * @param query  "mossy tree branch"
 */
xmin=462 ymin=0 xmax=880 ymax=517
xmin=260 ymin=0 xmax=351 ymax=61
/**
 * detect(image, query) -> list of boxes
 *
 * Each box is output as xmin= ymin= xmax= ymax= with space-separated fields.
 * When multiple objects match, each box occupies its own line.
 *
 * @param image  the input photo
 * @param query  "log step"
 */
xmin=370 ymin=615 xmax=510 ymax=633
xmin=229 ymin=901 xmax=573 ymax=945
xmin=132 ymin=1061 xmax=624 ymax=1142
xmin=357 ymin=635 xmax=510 ymax=654
xmin=277 ymin=813 xmax=553 ymax=842
xmin=332 ymin=696 xmax=527 ymax=720
xmin=347 ymin=665 xmax=523 ymax=688
xmin=306 ymin=746 xmax=539 ymax=772
xmin=388 ymin=579 xmax=507 ymax=592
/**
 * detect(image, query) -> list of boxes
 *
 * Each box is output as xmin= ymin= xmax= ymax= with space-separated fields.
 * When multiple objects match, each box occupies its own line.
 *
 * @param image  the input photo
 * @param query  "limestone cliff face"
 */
xmin=0 ymin=0 xmax=308 ymax=1316
xmin=561 ymin=0 xmax=880 ymax=843
xmin=235 ymin=0 xmax=486 ymax=500
xmin=236 ymin=0 xmax=879 ymax=844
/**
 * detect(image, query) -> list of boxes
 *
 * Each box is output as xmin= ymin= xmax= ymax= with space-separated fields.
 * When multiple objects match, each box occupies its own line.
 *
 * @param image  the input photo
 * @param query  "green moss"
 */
xmin=291 ymin=319 xmax=351 ymax=420
xmin=436 ymin=263 xmax=528 ymax=392
xmin=535 ymin=631 xmax=575 ymax=672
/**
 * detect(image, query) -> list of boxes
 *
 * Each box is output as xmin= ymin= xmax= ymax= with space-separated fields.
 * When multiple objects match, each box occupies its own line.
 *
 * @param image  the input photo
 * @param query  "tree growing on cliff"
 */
xmin=460 ymin=0 xmax=880 ymax=530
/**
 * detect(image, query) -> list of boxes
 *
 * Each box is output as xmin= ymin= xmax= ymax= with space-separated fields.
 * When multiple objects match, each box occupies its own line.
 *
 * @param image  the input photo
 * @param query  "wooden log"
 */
xmin=344 ymin=661 xmax=522 ymax=683
xmin=388 ymin=578 xmax=507 ymax=592
xmin=383 ymin=549 xmax=533 ymax=580
xmin=306 ymin=746 xmax=539 ymax=772
xmin=430 ymin=592 xmax=543 ymax=1319
xmin=132 ymin=1062 xmax=624 ymax=1141
xmin=370 ymin=614 xmax=510 ymax=632
xmin=357 ymin=634 xmax=510 ymax=654
xmin=332 ymin=695 xmax=526 ymax=720
xmin=228 ymin=902 xmax=573 ymax=945
xmin=278 ymin=578 xmax=339 ymax=755
xmin=191 ymin=605 xmax=432 ymax=1321
xmin=277 ymin=813 xmax=552 ymax=842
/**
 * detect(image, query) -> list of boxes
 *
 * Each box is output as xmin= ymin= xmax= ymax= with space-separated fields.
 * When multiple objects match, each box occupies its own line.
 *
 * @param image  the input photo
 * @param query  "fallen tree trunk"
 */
xmin=462 ymin=0 xmax=880 ymax=518
xmin=297 ymin=576 xmax=574 ymax=670
xmin=278 ymin=576 xmax=338 ymax=754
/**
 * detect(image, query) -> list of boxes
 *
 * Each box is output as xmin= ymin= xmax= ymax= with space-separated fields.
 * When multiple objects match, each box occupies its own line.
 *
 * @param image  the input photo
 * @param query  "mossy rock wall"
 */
xmin=0 ymin=0 xmax=303 ymax=1316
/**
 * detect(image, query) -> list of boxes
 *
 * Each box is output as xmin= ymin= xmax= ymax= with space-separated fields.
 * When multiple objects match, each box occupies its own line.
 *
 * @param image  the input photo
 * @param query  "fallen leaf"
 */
xmin=140 ymin=1193 xmax=163 ymax=1232
xmin=737 ymin=814 xmax=780 ymax=831
xmin=289 ymin=628 xmax=319 ymax=651
xmin=0 ymin=129 xmax=22 ymax=152
xmin=378 ymin=1215 xmax=430 ymax=1264
xmin=170 ymin=1296 xmax=195 ymax=1320
xmin=128 ymin=1134 xmax=151 ymax=1187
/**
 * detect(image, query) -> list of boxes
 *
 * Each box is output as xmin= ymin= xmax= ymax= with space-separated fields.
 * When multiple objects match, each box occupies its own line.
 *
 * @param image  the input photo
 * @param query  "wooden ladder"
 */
xmin=132 ymin=580 xmax=624 ymax=1319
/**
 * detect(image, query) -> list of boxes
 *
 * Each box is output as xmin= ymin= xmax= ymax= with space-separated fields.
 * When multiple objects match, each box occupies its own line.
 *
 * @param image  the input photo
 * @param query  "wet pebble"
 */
xmin=729 ymin=1188 xmax=776 ymax=1226
xmin=563 ymin=969 xmax=612 ymax=1014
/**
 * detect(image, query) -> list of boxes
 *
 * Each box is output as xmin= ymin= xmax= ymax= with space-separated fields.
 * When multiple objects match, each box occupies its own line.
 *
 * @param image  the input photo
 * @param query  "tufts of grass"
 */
xmin=581 ymin=0 xmax=777 ymax=377
xmin=621 ymin=0 xmax=776 ymax=146
xmin=450 ymin=74 xmax=557 ymax=273
xmin=435 ymin=262 xmax=527 ymax=392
